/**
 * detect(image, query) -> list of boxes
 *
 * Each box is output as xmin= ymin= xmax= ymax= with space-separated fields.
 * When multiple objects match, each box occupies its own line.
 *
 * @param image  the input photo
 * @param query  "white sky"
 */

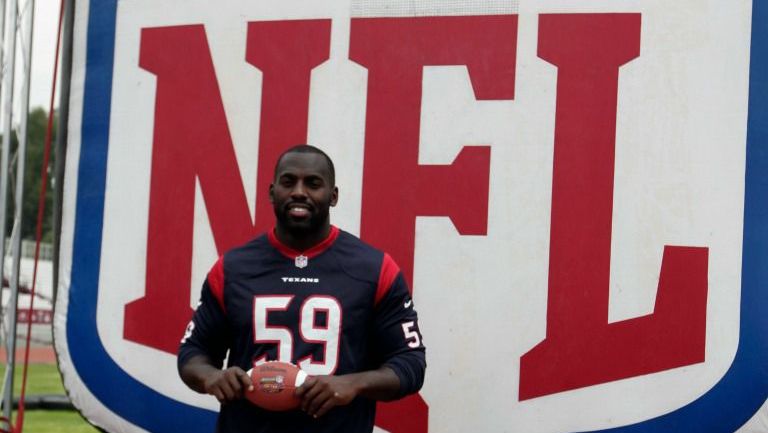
xmin=6 ymin=0 xmax=61 ymax=114
xmin=29 ymin=0 xmax=60 ymax=111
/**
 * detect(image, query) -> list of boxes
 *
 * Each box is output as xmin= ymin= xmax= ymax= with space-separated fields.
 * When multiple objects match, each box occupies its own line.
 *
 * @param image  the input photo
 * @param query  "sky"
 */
xmin=28 ymin=0 xmax=60 ymax=111
xmin=5 ymin=0 xmax=61 ymax=114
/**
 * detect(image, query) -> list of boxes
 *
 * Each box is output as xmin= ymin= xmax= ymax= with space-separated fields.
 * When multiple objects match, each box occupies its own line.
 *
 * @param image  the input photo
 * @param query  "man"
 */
xmin=178 ymin=145 xmax=426 ymax=433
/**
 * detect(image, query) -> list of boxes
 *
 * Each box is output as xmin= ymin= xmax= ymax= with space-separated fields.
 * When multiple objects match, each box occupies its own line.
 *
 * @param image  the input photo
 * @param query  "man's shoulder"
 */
xmin=227 ymin=232 xmax=270 ymax=254
xmin=334 ymin=229 xmax=386 ymax=261
xmin=219 ymin=233 xmax=274 ymax=271
xmin=331 ymin=229 xmax=397 ymax=283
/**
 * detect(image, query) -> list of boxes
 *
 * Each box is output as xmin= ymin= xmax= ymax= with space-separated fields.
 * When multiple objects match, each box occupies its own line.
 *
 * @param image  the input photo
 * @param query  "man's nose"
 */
xmin=290 ymin=182 xmax=308 ymax=198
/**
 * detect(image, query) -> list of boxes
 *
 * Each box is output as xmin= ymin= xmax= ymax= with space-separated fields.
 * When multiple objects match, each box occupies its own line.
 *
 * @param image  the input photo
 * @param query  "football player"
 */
xmin=178 ymin=145 xmax=426 ymax=433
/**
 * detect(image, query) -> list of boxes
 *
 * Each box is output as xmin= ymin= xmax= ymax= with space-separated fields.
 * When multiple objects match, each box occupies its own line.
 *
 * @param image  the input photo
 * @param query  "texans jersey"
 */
xmin=178 ymin=226 xmax=426 ymax=433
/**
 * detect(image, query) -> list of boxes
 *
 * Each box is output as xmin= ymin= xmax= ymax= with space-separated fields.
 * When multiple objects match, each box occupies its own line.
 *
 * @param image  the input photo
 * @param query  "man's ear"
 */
xmin=269 ymin=184 xmax=275 ymax=203
xmin=330 ymin=186 xmax=339 ymax=207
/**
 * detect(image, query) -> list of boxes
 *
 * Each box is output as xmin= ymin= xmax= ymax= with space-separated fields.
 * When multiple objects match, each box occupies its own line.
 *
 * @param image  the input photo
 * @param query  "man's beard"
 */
xmin=274 ymin=205 xmax=330 ymax=237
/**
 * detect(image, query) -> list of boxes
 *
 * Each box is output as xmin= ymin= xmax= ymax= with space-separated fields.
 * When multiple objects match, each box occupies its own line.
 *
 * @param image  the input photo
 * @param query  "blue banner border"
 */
xmin=65 ymin=1 xmax=215 ymax=431
xmin=64 ymin=2 xmax=767 ymax=432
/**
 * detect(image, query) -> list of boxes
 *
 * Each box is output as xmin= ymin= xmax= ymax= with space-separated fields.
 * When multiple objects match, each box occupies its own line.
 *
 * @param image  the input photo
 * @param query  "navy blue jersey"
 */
xmin=178 ymin=226 xmax=426 ymax=433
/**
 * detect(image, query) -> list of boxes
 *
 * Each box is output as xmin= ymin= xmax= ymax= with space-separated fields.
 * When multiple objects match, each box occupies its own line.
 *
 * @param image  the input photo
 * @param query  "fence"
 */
xmin=3 ymin=240 xmax=53 ymax=262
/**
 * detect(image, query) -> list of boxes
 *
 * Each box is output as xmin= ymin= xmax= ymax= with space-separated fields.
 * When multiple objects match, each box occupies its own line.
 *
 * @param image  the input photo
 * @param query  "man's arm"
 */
xmin=178 ymin=257 xmax=249 ymax=403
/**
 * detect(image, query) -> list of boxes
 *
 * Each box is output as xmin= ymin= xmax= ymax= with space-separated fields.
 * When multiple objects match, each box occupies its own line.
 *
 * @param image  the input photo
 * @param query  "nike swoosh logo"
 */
xmin=404 ymin=300 xmax=413 ymax=308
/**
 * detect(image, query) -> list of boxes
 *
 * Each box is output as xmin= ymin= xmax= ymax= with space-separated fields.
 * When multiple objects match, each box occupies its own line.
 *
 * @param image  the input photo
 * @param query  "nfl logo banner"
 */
xmin=54 ymin=0 xmax=768 ymax=432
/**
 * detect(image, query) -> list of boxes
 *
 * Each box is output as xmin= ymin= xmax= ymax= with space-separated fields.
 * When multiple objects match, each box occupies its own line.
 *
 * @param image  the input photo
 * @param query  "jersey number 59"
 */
xmin=252 ymin=295 xmax=341 ymax=375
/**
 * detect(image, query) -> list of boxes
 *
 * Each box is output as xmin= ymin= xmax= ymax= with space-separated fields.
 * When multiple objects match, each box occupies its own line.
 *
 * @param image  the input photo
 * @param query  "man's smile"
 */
xmin=287 ymin=203 xmax=312 ymax=218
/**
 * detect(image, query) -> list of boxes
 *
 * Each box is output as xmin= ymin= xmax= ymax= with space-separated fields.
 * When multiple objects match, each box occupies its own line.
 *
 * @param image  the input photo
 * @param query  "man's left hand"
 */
xmin=295 ymin=375 xmax=359 ymax=418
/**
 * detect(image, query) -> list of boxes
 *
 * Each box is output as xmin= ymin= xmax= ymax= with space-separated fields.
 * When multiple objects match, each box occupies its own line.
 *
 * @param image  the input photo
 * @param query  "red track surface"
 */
xmin=0 ymin=347 xmax=56 ymax=364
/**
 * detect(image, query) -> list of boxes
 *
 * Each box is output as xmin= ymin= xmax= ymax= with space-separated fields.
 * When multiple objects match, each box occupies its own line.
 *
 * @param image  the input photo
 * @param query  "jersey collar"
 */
xmin=268 ymin=225 xmax=340 ymax=260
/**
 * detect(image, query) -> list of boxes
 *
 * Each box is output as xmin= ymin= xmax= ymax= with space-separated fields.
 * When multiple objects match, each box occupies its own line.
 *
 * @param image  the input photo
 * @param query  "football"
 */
xmin=246 ymin=362 xmax=308 ymax=411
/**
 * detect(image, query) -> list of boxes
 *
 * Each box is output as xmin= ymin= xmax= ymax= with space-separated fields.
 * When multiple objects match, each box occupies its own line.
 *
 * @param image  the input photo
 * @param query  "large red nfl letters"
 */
xmin=120 ymin=13 xmax=709 ymax=432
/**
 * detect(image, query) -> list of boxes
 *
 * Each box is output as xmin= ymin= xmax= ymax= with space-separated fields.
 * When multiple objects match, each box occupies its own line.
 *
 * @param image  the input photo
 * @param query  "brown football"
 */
xmin=246 ymin=362 xmax=307 ymax=411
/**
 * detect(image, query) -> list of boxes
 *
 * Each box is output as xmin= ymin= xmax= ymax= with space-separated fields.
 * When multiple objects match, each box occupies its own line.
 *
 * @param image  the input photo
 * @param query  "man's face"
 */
xmin=270 ymin=152 xmax=338 ymax=235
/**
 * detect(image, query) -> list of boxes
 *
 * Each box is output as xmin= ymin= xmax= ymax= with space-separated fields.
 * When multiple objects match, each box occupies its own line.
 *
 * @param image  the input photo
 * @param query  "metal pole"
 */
xmin=53 ymin=0 xmax=74 ymax=298
xmin=0 ymin=0 xmax=9 ymax=341
xmin=9 ymin=0 xmax=35 ymax=360
xmin=0 ymin=0 xmax=18 ymax=426
xmin=0 ymin=0 xmax=8 ymax=422
xmin=4 ymin=2 xmax=34 ymax=429
xmin=0 ymin=0 xmax=17 ymax=314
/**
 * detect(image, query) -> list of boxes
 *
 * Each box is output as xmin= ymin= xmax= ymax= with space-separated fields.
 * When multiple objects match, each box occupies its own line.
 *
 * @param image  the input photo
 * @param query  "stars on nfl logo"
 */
xmin=295 ymin=255 xmax=308 ymax=269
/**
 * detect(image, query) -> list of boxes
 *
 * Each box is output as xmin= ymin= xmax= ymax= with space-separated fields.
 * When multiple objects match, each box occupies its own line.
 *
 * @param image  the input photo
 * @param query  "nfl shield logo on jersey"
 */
xmin=295 ymin=255 xmax=308 ymax=269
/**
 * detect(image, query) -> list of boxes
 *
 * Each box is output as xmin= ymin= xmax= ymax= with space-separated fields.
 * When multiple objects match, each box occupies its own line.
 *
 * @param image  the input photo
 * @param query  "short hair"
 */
xmin=273 ymin=144 xmax=336 ymax=186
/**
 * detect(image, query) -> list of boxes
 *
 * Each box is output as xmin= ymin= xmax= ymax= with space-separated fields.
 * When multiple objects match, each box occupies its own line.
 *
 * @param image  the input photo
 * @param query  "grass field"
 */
xmin=15 ymin=410 xmax=100 ymax=433
xmin=0 ymin=362 xmax=100 ymax=433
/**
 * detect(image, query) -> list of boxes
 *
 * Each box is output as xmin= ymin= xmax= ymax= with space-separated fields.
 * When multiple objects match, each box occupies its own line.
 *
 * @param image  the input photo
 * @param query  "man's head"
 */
xmin=273 ymin=145 xmax=335 ymax=187
xmin=270 ymin=145 xmax=338 ymax=238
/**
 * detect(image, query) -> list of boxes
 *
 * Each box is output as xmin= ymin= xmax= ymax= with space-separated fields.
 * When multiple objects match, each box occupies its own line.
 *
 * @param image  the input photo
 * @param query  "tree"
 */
xmin=2 ymin=107 xmax=56 ymax=242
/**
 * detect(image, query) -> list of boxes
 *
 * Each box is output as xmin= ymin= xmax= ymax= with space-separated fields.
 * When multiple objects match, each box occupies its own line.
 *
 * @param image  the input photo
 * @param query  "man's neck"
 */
xmin=274 ymin=223 xmax=331 ymax=252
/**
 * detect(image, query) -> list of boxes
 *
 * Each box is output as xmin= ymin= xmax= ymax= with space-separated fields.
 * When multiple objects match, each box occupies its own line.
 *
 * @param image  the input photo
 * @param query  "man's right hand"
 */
xmin=203 ymin=367 xmax=254 ymax=403
xmin=179 ymin=355 xmax=255 ymax=403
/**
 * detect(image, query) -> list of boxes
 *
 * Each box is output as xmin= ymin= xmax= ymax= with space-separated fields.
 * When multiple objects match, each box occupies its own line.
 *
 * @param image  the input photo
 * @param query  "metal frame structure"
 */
xmin=0 ymin=0 xmax=37 ymax=429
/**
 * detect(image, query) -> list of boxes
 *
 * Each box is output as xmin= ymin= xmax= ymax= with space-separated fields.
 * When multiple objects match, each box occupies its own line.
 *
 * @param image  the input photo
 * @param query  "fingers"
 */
xmin=312 ymin=391 xmax=341 ymax=418
xmin=300 ymin=379 xmax=326 ymax=413
xmin=225 ymin=370 xmax=247 ymax=398
xmin=237 ymin=369 xmax=254 ymax=392
xmin=299 ymin=376 xmax=354 ymax=418
xmin=294 ymin=375 xmax=316 ymax=398
xmin=304 ymin=386 xmax=336 ymax=417
xmin=206 ymin=367 xmax=251 ymax=403
xmin=218 ymin=377 xmax=239 ymax=401
xmin=213 ymin=371 xmax=239 ymax=401
xmin=210 ymin=387 xmax=225 ymax=403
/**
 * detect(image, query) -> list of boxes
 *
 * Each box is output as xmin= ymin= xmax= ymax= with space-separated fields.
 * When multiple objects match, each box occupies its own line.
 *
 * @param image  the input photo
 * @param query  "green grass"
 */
xmin=0 ymin=362 xmax=100 ymax=432
xmin=0 ymin=363 xmax=65 ymax=395
xmin=14 ymin=410 xmax=100 ymax=433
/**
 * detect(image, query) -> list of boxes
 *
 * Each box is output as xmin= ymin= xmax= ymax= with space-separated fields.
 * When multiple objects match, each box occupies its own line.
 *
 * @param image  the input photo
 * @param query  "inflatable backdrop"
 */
xmin=54 ymin=0 xmax=768 ymax=432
